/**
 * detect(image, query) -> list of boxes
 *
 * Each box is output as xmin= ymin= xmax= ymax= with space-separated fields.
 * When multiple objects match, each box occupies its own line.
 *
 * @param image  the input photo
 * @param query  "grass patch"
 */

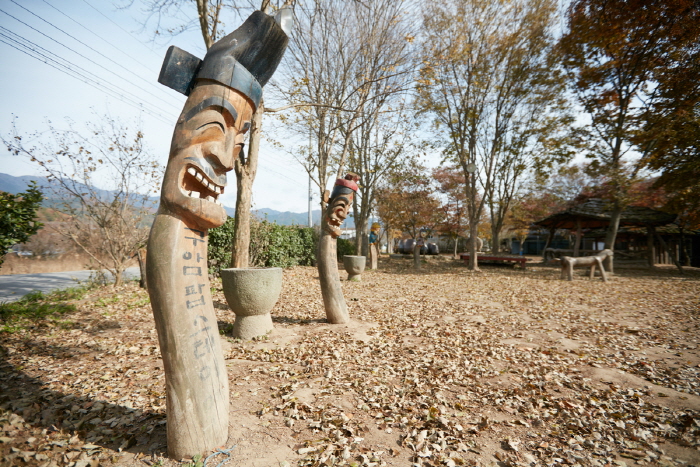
xmin=0 ymin=287 xmax=87 ymax=332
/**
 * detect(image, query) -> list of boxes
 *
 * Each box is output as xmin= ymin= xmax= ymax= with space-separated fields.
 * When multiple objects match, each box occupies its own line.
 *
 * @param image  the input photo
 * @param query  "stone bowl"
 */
xmin=220 ymin=267 xmax=283 ymax=339
xmin=343 ymin=255 xmax=366 ymax=281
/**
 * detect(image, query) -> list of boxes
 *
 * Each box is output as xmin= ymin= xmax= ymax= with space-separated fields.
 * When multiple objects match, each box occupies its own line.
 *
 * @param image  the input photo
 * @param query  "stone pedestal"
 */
xmin=221 ymin=267 xmax=283 ymax=339
xmin=343 ymin=255 xmax=366 ymax=281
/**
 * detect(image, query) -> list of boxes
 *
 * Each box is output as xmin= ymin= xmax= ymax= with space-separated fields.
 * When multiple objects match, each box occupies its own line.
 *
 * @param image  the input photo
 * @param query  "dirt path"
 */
xmin=1 ymin=257 xmax=699 ymax=466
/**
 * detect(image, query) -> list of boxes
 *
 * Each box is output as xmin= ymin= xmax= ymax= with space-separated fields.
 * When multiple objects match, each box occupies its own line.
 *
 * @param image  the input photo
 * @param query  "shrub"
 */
xmin=208 ymin=217 xmax=235 ymax=275
xmin=208 ymin=218 xmax=318 ymax=274
xmin=336 ymin=237 xmax=356 ymax=260
xmin=249 ymin=220 xmax=317 ymax=268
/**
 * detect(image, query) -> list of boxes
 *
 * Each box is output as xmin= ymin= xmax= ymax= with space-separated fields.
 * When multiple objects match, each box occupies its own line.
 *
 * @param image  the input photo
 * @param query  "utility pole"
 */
xmin=308 ymin=130 xmax=313 ymax=227
xmin=308 ymin=175 xmax=313 ymax=227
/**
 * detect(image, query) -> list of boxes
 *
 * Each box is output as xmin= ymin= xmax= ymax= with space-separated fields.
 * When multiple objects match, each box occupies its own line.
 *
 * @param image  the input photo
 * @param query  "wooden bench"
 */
xmin=459 ymin=253 xmax=528 ymax=269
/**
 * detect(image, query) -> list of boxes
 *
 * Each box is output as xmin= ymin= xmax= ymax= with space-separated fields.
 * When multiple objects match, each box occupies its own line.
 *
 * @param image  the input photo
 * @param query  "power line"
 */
xmin=0 ymin=34 xmax=172 ymax=126
xmin=38 ymin=0 xmax=183 ymax=108
xmin=41 ymin=0 xmax=161 ymax=77
xmin=0 ymin=11 xmax=176 ymax=124
xmin=0 ymin=30 xmax=174 ymax=126
xmin=8 ymin=1 xmax=181 ymax=114
xmin=80 ymin=0 xmax=166 ymax=62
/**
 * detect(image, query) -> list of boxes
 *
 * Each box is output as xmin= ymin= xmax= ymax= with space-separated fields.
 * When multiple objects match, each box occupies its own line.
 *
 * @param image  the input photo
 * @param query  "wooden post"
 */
xmin=318 ymin=174 xmax=359 ymax=324
xmin=368 ymin=224 xmax=379 ymax=270
xmin=655 ymin=230 xmax=684 ymax=274
xmin=149 ymin=12 xmax=289 ymax=458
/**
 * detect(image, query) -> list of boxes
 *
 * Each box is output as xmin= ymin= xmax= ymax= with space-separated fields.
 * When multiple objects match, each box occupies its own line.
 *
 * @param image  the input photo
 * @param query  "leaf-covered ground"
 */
xmin=1 ymin=257 xmax=699 ymax=467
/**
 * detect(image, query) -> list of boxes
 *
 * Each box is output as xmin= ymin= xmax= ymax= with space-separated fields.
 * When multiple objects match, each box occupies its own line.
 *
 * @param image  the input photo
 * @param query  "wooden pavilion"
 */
xmin=533 ymin=198 xmax=683 ymax=271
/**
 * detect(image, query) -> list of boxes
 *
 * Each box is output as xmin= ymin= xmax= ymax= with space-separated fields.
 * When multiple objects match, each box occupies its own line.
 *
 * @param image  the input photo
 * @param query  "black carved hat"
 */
xmin=158 ymin=10 xmax=289 ymax=110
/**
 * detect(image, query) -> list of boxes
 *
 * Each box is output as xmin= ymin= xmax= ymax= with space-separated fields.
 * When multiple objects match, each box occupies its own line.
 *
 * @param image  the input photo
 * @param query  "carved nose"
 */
xmin=202 ymin=141 xmax=231 ymax=173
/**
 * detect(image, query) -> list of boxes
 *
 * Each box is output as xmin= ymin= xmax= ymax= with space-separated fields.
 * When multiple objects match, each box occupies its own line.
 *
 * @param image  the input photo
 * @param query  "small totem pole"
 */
xmin=146 ymin=11 xmax=288 ymax=459
xmin=318 ymin=173 xmax=359 ymax=324
xmin=369 ymin=222 xmax=380 ymax=270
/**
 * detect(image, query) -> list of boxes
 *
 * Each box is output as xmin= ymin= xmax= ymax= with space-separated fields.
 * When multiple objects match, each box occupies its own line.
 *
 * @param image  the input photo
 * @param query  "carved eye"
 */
xmin=240 ymin=122 xmax=251 ymax=135
xmin=197 ymin=121 xmax=225 ymax=133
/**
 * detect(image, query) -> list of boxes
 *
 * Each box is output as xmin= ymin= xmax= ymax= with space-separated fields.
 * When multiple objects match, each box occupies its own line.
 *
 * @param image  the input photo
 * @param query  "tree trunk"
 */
xmin=230 ymin=175 xmax=253 ymax=268
xmin=604 ymin=206 xmax=622 ymax=251
xmin=355 ymin=219 xmax=368 ymax=257
xmin=647 ymin=225 xmax=655 ymax=268
xmin=542 ymin=228 xmax=555 ymax=259
xmin=230 ymin=99 xmax=263 ymax=268
xmin=603 ymin=206 xmax=623 ymax=274
xmin=137 ymin=248 xmax=148 ymax=289
xmin=147 ymin=214 xmax=228 ymax=459
xmin=413 ymin=244 xmax=421 ymax=270
xmin=468 ymin=223 xmax=479 ymax=270
xmin=453 ymin=236 xmax=459 ymax=258
xmin=573 ymin=217 xmax=582 ymax=257
xmin=680 ymin=227 xmax=689 ymax=266
xmin=317 ymin=230 xmax=349 ymax=324
xmin=491 ymin=223 xmax=500 ymax=255
xmin=111 ymin=260 xmax=126 ymax=287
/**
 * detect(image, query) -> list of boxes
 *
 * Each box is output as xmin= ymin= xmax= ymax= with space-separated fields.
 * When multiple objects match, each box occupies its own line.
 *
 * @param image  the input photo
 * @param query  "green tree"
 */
xmin=559 ymin=0 xmax=699 ymax=250
xmin=0 ymin=182 xmax=43 ymax=266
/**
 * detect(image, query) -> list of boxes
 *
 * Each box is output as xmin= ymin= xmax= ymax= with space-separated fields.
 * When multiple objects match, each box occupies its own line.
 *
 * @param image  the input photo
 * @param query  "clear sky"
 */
xmin=0 ymin=0 xmax=312 ymax=213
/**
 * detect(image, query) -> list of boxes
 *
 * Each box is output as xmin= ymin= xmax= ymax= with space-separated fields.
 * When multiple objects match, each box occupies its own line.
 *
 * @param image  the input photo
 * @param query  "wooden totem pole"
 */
xmin=318 ymin=174 xmax=359 ymax=324
xmin=369 ymin=222 xmax=380 ymax=270
xmin=146 ymin=11 xmax=288 ymax=459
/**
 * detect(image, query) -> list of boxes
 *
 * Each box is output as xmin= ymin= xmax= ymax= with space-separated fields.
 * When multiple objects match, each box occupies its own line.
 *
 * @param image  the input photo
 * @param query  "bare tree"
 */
xmin=5 ymin=116 xmax=162 ymax=286
xmin=349 ymin=101 xmax=419 ymax=257
xmin=417 ymin=0 xmax=569 ymax=268
xmin=279 ymin=0 xmax=418 ymax=321
xmin=282 ymin=0 xmax=413 ymax=208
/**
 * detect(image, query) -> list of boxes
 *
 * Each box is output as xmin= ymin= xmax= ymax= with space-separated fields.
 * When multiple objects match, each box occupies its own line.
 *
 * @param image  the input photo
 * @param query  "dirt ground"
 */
xmin=1 ymin=256 xmax=699 ymax=467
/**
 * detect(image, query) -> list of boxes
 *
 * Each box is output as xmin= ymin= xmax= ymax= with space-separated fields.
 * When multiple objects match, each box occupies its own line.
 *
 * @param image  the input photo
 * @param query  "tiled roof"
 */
xmin=534 ymin=198 xmax=677 ymax=229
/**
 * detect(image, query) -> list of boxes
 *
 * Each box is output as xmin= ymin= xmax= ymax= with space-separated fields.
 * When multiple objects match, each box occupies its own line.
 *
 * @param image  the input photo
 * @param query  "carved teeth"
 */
xmin=206 ymin=195 xmax=215 ymax=202
xmin=186 ymin=165 xmax=224 ymax=196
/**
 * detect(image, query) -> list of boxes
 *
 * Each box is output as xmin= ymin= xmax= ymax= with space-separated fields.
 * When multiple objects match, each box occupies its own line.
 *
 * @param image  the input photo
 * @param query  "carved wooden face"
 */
xmin=161 ymin=82 xmax=254 ymax=229
xmin=324 ymin=186 xmax=355 ymax=238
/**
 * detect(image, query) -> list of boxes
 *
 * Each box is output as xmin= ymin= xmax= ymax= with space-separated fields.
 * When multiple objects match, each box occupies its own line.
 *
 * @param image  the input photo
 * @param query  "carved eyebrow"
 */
xmin=196 ymin=121 xmax=225 ymax=131
xmin=184 ymin=96 xmax=238 ymax=124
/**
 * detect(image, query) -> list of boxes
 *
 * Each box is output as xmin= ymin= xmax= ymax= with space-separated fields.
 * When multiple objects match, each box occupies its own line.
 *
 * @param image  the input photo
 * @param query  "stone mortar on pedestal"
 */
xmin=220 ymin=267 xmax=283 ymax=339
xmin=343 ymin=255 xmax=366 ymax=281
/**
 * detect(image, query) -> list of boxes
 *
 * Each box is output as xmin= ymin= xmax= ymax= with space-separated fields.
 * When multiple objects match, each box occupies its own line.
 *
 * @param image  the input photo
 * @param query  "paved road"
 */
xmin=0 ymin=267 xmax=141 ymax=303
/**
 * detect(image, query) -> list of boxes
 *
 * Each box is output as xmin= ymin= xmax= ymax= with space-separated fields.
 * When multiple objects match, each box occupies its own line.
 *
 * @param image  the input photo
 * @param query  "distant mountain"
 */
xmin=0 ymin=173 xmax=156 ymax=209
xmin=252 ymin=208 xmax=320 ymax=226
xmin=1 ymin=173 xmax=356 ymax=228
xmin=0 ymin=173 xmax=51 ymax=194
